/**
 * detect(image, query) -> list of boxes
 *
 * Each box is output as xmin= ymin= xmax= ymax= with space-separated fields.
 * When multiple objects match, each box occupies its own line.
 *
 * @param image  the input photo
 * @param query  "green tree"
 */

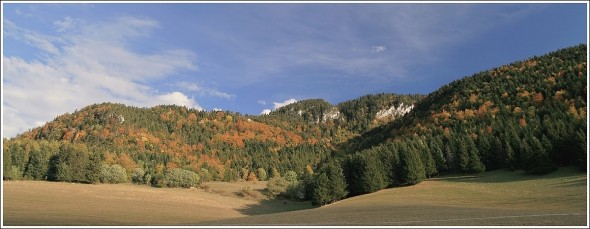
xmin=24 ymin=147 xmax=48 ymax=180
xmin=456 ymin=137 xmax=471 ymax=173
xmin=162 ymin=168 xmax=200 ymax=188
xmin=343 ymin=153 xmax=387 ymax=196
xmin=311 ymin=163 xmax=348 ymax=206
xmin=266 ymin=176 xmax=289 ymax=197
xmin=284 ymin=170 xmax=298 ymax=183
xmin=256 ymin=167 xmax=268 ymax=181
xmin=398 ymin=143 xmax=426 ymax=185
xmin=100 ymin=164 xmax=128 ymax=184
xmin=131 ymin=168 xmax=146 ymax=184
xmin=85 ymin=152 xmax=102 ymax=183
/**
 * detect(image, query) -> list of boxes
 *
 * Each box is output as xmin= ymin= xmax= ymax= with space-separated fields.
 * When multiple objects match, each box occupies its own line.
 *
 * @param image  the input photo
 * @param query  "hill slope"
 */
xmin=2 ymin=44 xmax=587 ymax=207
xmin=2 ymin=92 xmax=422 ymax=184
xmin=198 ymin=167 xmax=586 ymax=226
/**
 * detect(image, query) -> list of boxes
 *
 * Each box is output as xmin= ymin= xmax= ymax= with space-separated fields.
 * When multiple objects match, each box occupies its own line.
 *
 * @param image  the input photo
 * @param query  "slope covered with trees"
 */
xmin=2 ymin=44 xmax=587 ymax=207
xmin=2 ymin=91 xmax=421 ymax=186
xmin=310 ymin=44 xmax=587 ymax=204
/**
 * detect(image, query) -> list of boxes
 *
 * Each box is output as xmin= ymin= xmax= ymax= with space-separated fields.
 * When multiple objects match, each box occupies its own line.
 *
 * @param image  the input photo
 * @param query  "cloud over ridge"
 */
xmin=3 ymin=16 xmax=200 ymax=137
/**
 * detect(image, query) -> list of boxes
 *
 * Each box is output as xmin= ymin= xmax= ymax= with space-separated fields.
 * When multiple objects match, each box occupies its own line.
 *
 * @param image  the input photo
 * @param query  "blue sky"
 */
xmin=2 ymin=2 xmax=588 ymax=138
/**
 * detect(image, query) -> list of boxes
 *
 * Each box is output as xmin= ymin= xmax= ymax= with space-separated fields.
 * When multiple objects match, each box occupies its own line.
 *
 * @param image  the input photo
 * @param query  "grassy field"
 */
xmin=3 ymin=167 xmax=587 ymax=226
xmin=2 ymin=180 xmax=310 ymax=226
xmin=200 ymin=167 xmax=588 ymax=226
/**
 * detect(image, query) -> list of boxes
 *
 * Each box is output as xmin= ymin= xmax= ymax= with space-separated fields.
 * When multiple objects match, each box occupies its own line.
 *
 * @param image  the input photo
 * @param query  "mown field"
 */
xmin=2 ymin=180 xmax=310 ymax=226
xmin=3 ymin=167 xmax=587 ymax=226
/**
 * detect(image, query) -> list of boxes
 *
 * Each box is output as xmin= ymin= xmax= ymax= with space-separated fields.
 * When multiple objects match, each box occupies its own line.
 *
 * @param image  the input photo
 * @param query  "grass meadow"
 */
xmin=3 ymin=167 xmax=587 ymax=226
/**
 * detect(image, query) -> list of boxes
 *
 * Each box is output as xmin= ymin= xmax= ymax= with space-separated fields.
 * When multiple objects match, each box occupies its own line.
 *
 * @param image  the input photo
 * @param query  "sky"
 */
xmin=1 ymin=2 xmax=588 ymax=138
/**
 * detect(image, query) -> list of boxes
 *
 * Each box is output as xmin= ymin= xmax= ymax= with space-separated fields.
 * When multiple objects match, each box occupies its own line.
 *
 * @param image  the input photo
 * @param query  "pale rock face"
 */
xmin=322 ymin=108 xmax=340 ymax=123
xmin=375 ymin=103 xmax=414 ymax=120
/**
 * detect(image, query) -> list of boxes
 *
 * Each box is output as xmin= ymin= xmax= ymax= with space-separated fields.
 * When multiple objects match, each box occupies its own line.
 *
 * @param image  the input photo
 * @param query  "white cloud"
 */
xmin=371 ymin=45 xmax=386 ymax=53
xmin=176 ymin=81 xmax=235 ymax=100
xmin=3 ymin=17 xmax=200 ymax=138
xmin=273 ymin=98 xmax=297 ymax=110
xmin=153 ymin=92 xmax=201 ymax=109
xmin=258 ymin=98 xmax=297 ymax=115
xmin=257 ymin=100 xmax=267 ymax=105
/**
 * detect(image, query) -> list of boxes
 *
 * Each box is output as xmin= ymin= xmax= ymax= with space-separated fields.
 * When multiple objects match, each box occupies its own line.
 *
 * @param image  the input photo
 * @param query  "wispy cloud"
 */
xmin=54 ymin=16 xmax=84 ymax=32
xmin=3 ymin=16 xmax=200 ymax=137
xmin=4 ymin=20 xmax=62 ymax=55
xmin=371 ymin=45 xmax=386 ymax=53
xmin=207 ymin=4 xmax=541 ymax=87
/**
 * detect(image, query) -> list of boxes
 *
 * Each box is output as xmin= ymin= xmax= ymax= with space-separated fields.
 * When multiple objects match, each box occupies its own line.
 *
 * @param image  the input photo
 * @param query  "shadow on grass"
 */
xmin=431 ymin=166 xmax=586 ymax=184
xmin=236 ymin=198 xmax=313 ymax=216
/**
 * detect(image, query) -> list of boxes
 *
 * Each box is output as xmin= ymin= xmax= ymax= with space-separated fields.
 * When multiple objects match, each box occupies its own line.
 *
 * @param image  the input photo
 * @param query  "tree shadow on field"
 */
xmin=433 ymin=166 xmax=586 ymax=184
xmin=236 ymin=198 xmax=313 ymax=216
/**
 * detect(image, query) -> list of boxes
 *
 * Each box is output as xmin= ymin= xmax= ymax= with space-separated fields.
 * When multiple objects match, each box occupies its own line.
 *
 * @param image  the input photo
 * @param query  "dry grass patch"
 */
xmin=200 ymin=167 xmax=587 ymax=226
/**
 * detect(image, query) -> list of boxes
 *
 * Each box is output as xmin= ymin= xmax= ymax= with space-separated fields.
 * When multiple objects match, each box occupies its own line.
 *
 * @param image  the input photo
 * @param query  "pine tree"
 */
xmin=311 ymin=163 xmax=347 ymax=206
xmin=398 ymin=143 xmax=426 ymax=185
xmin=456 ymin=137 xmax=471 ymax=173
xmin=24 ymin=147 xmax=48 ymax=180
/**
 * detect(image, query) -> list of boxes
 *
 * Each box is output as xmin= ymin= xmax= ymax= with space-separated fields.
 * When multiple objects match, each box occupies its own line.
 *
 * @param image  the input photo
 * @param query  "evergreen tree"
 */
xmin=311 ymin=163 xmax=348 ymax=206
xmin=86 ymin=152 xmax=102 ymax=183
xmin=456 ymin=137 xmax=471 ymax=173
xmin=343 ymin=153 xmax=387 ymax=196
xmin=398 ymin=143 xmax=426 ymax=185
xmin=24 ymin=147 xmax=48 ymax=180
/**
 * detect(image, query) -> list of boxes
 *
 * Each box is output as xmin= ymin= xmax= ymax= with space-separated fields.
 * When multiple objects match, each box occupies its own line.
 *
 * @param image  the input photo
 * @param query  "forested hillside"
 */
xmin=2 ymin=91 xmax=421 ymax=186
xmin=313 ymin=44 xmax=587 ymax=204
xmin=2 ymin=44 xmax=587 ymax=207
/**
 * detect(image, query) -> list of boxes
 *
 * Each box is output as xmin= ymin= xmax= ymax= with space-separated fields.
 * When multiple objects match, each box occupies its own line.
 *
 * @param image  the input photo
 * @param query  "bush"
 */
xmin=246 ymin=171 xmax=258 ymax=182
xmin=285 ymin=181 xmax=305 ymax=200
xmin=284 ymin=170 xmax=298 ymax=183
xmin=237 ymin=186 xmax=260 ymax=199
xmin=266 ymin=176 xmax=289 ymax=197
xmin=4 ymin=166 xmax=23 ymax=180
xmin=163 ymin=168 xmax=200 ymax=188
xmin=256 ymin=168 xmax=268 ymax=181
xmin=100 ymin=164 xmax=128 ymax=184
xmin=131 ymin=168 xmax=145 ymax=184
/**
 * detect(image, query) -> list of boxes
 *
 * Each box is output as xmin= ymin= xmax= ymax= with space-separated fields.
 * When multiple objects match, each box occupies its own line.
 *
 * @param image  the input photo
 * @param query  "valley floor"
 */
xmin=2 ymin=167 xmax=587 ymax=226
